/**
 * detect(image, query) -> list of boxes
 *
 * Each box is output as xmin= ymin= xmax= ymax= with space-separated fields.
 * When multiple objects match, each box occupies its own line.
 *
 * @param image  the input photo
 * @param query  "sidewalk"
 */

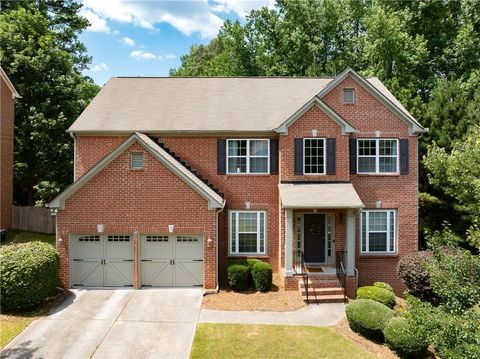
xmin=199 ymin=303 xmax=345 ymax=327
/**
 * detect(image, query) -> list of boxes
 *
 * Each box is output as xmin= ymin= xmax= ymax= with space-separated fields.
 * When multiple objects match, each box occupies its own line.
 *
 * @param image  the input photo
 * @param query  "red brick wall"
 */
xmin=57 ymin=142 xmax=217 ymax=289
xmin=280 ymin=106 xmax=350 ymax=181
xmin=0 ymin=78 xmax=15 ymax=229
xmin=323 ymin=76 xmax=418 ymax=295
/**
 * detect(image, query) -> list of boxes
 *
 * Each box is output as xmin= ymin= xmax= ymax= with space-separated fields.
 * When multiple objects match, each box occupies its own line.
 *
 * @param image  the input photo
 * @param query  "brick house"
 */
xmin=0 ymin=67 xmax=21 ymax=230
xmin=49 ymin=68 xmax=426 ymax=300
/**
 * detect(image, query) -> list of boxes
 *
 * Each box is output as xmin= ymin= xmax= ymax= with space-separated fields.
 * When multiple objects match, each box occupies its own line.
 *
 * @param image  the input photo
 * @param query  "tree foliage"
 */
xmin=0 ymin=1 xmax=99 ymax=205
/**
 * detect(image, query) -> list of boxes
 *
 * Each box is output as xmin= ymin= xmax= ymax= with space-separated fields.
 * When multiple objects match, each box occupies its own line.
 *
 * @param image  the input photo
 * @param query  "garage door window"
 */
xmin=146 ymin=235 xmax=168 ymax=242
xmin=78 ymin=235 xmax=100 ymax=242
xmin=108 ymin=235 xmax=130 ymax=242
xmin=229 ymin=211 xmax=267 ymax=255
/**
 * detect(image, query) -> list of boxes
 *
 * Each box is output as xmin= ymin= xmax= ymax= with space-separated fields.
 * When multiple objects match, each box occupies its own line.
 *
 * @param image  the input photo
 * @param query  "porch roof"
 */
xmin=279 ymin=183 xmax=364 ymax=209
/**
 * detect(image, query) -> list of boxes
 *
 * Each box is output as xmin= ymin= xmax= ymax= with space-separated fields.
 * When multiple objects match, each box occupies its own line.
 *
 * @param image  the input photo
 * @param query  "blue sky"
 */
xmin=80 ymin=0 xmax=273 ymax=85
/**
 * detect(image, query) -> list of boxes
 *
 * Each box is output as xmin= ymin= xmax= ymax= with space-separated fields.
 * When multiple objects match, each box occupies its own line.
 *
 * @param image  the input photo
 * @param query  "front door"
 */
xmin=303 ymin=214 xmax=326 ymax=263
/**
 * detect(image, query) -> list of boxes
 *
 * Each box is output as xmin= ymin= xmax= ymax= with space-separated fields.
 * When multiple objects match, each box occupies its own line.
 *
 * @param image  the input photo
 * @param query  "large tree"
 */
xmin=0 ymin=1 xmax=99 ymax=205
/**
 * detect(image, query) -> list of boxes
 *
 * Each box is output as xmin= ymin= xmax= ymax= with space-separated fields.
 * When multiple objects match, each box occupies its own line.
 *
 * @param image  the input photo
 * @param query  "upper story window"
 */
xmin=130 ymin=152 xmax=144 ymax=169
xmin=227 ymin=139 xmax=269 ymax=174
xmin=357 ymin=139 xmax=398 ymax=174
xmin=303 ymin=138 xmax=326 ymax=175
xmin=342 ymin=88 xmax=355 ymax=104
xmin=229 ymin=211 xmax=267 ymax=255
xmin=361 ymin=210 xmax=396 ymax=253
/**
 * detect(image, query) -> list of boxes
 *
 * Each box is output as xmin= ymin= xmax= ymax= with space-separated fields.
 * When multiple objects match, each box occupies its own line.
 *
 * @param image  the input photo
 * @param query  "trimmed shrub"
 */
xmin=1 ymin=242 xmax=59 ymax=311
xmin=251 ymin=261 xmax=272 ymax=292
xmin=227 ymin=263 xmax=249 ymax=291
xmin=345 ymin=299 xmax=394 ymax=341
xmin=383 ymin=317 xmax=429 ymax=358
xmin=246 ymin=258 xmax=261 ymax=271
xmin=357 ymin=286 xmax=396 ymax=308
xmin=397 ymin=251 xmax=441 ymax=305
xmin=374 ymin=281 xmax=394 ymax=293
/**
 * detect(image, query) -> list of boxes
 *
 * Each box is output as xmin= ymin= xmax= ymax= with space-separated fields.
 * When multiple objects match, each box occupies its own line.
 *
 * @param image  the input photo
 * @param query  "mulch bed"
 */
xmin=202 ymin=274 xmax=306 ymax=312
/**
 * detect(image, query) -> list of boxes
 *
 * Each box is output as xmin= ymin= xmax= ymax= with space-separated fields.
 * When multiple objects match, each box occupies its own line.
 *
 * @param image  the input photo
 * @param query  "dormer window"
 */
xmin=343 ymin=88 xmax=355 ymax=104
xmin=130 ymin=152 xmax=144 ymax=169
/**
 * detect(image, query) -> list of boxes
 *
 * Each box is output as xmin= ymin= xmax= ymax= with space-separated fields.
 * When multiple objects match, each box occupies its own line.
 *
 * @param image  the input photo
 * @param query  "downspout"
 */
xmin=204 ymin=201 xmax=225 ymax=295
xmin=70 ymin=132 xmax=76 ymax=181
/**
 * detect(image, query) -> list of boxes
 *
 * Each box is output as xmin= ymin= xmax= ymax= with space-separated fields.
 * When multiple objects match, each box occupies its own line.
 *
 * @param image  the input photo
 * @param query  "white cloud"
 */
xmin=130 ymin=50 xmax=158 ymax=60
xmin=80 ymin=9 xmax=111 ymax=33
xmin=80 ymin=0 xmax=268 ymax=39
xmin=90 ymin=63 xmax=109 ymax=72
xmin=121 ymin=37 xmax=135 ymax=46
xmin=129 ymin=51 xmax=176 ymax=61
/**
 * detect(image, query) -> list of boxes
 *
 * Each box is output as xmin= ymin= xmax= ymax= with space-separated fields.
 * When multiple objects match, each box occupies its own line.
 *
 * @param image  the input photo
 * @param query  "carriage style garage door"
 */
xmin=141 ymin=235 xmax=203 ymax=287
xmin=70 ymin=235 xmax=133 ymax=287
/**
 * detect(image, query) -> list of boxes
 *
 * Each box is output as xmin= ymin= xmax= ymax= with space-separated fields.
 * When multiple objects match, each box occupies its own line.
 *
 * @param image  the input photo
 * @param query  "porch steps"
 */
xmin=298 ymin=274 xmax=346 ymax=304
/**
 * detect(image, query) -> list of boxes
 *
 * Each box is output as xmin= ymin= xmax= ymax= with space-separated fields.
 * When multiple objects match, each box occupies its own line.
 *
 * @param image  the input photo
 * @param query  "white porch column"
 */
xmin=285 ymin=208 xmax=294 ymax=277
xmin=346 ymin=209 xmax=356 ymax=276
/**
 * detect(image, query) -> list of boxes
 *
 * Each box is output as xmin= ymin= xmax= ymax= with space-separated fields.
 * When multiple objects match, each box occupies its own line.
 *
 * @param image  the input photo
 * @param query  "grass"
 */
xmin=1 ymin=229 xmax=57 ymax=348
xmin=4 ymin=229 xmax=55 ymax=246
xmin=191 ymin=323 xmax=374 ymax=359
xmin=0 ymin=311 xmax=44 ymax=348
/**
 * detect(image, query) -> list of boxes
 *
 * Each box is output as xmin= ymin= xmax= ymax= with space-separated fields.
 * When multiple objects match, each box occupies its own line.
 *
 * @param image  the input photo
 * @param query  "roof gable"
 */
xmin=274 ymin=96 xmax=357 ymax=135
xmin=317 ymin=68 xmax=426 ymax=135
xmin=48 ymin=133 xmax=225 ymax=210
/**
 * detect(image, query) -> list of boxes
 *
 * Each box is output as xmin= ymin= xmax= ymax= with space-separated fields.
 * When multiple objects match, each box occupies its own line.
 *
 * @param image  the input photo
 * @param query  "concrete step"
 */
xmin=299 ymin=287 xmax=344 ymax=296
xmin=302 ymin=294 xmax=346 ymax=303
xmin=305 ymin=273 xmax=338 ymax=280
xmin=299 ymin=279 xmax=341 ymax=288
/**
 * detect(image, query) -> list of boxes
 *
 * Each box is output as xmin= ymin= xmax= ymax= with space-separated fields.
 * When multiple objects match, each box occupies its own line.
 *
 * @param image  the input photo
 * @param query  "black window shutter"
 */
xmin=294 ymin=138 xmax=303 ymax=175
xmin=349 ymin=138 xmax=357 ymax=174
xmin=326 ymin=138 xmax=336 ymax=175
xmin=400 ymin=139 xmax=409 ymax=175
xmin=270 ymin=138 xmax=279 ymax=175
xmin=217 ymin=139 xmax=226 ymax=174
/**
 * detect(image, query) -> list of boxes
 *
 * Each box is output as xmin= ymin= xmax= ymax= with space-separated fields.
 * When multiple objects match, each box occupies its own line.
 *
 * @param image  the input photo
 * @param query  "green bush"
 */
xmin=374 ymin=281 xmax=394 ymax=293
xmin=397 ymin=251 xmax=441 ymax=305
xmin=251 ymin=261 xmax=272 ymax=292
xmin=357 ymin=286 xmax=396 ymax=308
xmin=227 ymin=263 xmax=249 ymax=291
xmin=246 ymin=258 xmax=261 ymax=271
xmin=345 ymin=299 xmax=394 ymax=341
xmin=1 ymin=242 xmax=59 ymax=311
xmin=383 ymin=317 xmax=429 ymax=358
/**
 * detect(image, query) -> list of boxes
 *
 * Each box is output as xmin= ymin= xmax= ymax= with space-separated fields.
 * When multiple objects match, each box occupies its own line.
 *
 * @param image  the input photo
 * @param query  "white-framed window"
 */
xmin=303 ymin=138 xmax=326 ymax=175
xmin=357 ymin=139 xmax=398 ymax=174
xmin=130 ymin=152 xmax=144 ymax=169
xmin=343 ymin=88 xmax=355 ymax=104
xmin=361 ymin=210 xmax=396 ymax=253
xmin=227 ymin=139 xmax=269 ymax=174
xmin=229 ymin=211 xmax=267 ymax=254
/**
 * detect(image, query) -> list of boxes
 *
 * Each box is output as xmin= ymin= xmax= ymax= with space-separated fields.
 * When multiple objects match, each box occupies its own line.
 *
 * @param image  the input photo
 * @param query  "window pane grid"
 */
xmin=230 ymin=211 xmax=267 ymax=254
xmin=304 ymin=138 xmax=325 ymax=174
xmin=361 ymin=210 xmax=395 ymax=253
xmin=227 ymin=139 xmax=269 ymax=174
xmin=357 ymin=139 xmax=398 ymax=174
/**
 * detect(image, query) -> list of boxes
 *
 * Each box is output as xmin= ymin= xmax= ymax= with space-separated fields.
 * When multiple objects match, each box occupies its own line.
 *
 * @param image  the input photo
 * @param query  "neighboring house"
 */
xmin=0 ymin=67 xmax=20 ymax=230
xmin=49 ymin=68 xmax=426 ymax=300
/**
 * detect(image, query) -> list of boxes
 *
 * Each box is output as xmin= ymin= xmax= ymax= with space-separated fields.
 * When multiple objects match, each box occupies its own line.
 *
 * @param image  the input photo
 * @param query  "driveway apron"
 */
xmin=1 ymin=288 xmax=203 ymax=359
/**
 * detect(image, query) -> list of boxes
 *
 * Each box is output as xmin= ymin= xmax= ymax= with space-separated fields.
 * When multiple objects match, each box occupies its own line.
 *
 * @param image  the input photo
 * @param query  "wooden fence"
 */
xmin=11 ymin=206 xmax=56 ymax=234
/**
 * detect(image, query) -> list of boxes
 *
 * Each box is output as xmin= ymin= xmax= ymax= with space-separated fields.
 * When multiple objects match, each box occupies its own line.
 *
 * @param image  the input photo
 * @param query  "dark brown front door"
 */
xmin=303 ymin=214 xmax=326 ymax=263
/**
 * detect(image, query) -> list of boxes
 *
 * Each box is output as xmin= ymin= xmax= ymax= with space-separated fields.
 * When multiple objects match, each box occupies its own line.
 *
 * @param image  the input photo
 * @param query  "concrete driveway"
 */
xmin=1 ymin=288 xmax=203 ymax=359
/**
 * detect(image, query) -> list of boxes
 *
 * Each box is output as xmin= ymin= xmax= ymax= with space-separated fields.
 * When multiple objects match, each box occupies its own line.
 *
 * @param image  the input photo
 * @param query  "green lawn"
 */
xmin=1 ymin=229 xmax=56 ymax=348
xmin=191 ymin=323 xmax=374 ymax=359
xmin=4 ymin=229 xmax=55 ymax=246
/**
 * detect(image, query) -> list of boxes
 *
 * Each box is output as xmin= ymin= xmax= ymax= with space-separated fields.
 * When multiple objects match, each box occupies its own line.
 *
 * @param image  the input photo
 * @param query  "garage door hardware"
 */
xmin=192 ymin=259 xmax=203 ymax=262
xmin=142 ymin=259 xmax=152 ymax=262
xmin=169 ymin=259 xmax=175 ymax=265
xmin=123 ymin=259 xmax=134 ymax=262
xmin=73 ymin=259 xmax=83 ymax=262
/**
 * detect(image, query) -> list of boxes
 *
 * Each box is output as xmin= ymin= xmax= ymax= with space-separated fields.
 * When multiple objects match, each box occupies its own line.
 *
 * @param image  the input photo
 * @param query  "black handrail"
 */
xmin=295 ymin=249 xmax=310 ymax=304
xmin=336 ymin=250 xmax=347 ymax=301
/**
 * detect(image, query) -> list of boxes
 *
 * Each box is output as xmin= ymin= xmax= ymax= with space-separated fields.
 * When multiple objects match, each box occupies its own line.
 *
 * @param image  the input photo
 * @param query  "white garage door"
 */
xmin=141 ymin=235 xmax=203 ymax=287
xmin=71 ymin=235 xmax=133 ymax=287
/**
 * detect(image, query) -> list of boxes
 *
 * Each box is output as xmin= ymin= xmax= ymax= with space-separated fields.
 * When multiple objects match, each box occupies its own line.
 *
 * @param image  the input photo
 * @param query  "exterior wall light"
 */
xmin=245 ymin=201 xmax=251 ymax=209
xmin=97 ymin=224 xmax=105 ymax=233
xmin=311 ymin=129 xmax=318 ymax=137
xmin=168 ymin=224 xmax=175 ymax=233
